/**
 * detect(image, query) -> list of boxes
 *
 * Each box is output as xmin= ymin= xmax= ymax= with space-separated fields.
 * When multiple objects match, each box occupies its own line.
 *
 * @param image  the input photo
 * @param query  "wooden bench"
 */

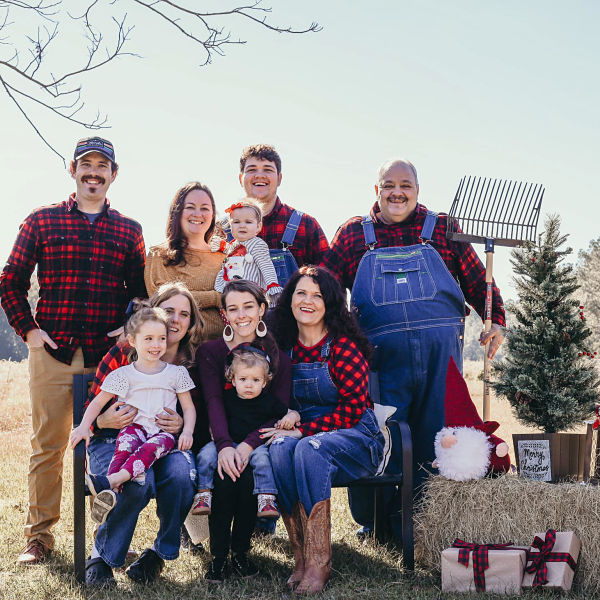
xmin=72 ymin=371 xmax=415 ymax=583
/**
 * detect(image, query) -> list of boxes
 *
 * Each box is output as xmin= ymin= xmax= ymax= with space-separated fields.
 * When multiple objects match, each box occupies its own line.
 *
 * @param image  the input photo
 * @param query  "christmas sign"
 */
xmin=517 ymin=440 xmax=551 ymax=481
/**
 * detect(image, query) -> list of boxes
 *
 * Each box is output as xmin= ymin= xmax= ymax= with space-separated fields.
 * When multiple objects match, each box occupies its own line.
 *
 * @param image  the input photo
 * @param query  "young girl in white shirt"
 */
xmin=70 ymin=305 xmax=196 ymax=524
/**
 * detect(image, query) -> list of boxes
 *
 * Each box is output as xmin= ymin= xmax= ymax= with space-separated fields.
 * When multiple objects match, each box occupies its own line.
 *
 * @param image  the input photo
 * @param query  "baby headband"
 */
xmin=225 ymin=202 xmax=245 ymax=215
xmin=227 ymin=342 xmax=271 ymax=364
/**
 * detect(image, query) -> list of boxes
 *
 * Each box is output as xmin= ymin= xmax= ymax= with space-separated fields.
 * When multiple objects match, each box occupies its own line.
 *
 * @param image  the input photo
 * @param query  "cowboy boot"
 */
xmin=294 ymin=499 xmax=331 ymax=595
xmin=281 ymin=503 xmax=305 ymax=589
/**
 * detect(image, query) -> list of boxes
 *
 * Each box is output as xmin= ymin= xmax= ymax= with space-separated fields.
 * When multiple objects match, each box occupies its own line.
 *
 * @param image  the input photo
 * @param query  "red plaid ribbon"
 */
xmin=525 ymin=529 xmax=577 ymax=586
xmin=592 ymin=404 xmax=599 ymax=429
xmin=452 ymin=539 xmax=514 ymax=592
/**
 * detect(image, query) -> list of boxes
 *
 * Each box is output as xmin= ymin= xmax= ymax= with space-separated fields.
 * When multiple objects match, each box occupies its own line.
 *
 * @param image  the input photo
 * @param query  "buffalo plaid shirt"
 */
xmin=292 ymin=335 xmax=371 ymax=436
xmin=86 ymin=340 xmax=130 ymax=435
xmin=322 ymin=202 xmax=505 ymax=326
xmin=0 ymin=195 xmax=146 ymax=366
xmin=261 ymin=197 xmax=329 ymax=267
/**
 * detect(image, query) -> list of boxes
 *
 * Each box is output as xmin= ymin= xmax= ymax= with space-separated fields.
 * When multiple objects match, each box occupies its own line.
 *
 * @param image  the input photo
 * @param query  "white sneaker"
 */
xmin=191 ymin=490 xmax=212 ymax=515
xmin=257 ymin=494 xmax=280 ymax=519
xmin=91 ymin=489 xmax=117 ymax=524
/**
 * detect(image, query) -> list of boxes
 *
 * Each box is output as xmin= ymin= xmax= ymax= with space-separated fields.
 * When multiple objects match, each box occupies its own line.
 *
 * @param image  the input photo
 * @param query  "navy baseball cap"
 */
xmin=73 ymin=137 xmax=115 ymax=162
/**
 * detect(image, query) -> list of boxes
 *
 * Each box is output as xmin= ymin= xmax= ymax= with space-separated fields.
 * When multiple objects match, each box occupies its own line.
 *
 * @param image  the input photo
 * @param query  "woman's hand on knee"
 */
xmin=235 ymin=442 xmax=253 ymax=472
xmin=260 ymin=427 xmax=302 ymax=445
xmin=217 ymin=446 xmax=240 ymax=481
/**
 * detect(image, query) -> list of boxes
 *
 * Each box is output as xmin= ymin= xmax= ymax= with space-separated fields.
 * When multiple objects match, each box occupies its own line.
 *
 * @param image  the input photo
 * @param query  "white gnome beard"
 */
xmin=434 ymin=427 xmax=492 ymax=481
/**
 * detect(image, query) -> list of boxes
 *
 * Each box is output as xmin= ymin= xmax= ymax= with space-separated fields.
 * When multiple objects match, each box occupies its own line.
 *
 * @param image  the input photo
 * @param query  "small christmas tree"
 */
xmin=492 ymin=215 xmax=599 ymax=433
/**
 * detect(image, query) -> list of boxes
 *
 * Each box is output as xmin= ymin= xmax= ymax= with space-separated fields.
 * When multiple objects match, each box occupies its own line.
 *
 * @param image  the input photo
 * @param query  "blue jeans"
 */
xmin=196 ymin=441 xmax=277 ymax=495
xmin=348 ymin=325 xmax=463 ymax=535
xmin=269 ymin=410 xmax=384 ymax=515
xmin=88 ymin=435 xmax=196 ymax=567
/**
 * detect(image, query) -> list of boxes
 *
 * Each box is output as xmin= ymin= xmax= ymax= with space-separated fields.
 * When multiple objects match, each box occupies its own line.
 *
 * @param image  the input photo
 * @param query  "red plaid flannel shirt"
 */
xmin=86 ymin=341 xmax=130 ymax=435
xmin=0 ymin=195 xmax=146 ymax=366
xmin=260 ymin=197 xmax=329 ymax=267
xmin=293 ymin=335 xmax=371 ymax=436
xmin=322 ymin=202 xmax=505 ymax=326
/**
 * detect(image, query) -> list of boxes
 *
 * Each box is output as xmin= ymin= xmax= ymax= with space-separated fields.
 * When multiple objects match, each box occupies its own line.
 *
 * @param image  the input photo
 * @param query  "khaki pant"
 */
xmin=25 ymin=347 xmax=96 ymax=548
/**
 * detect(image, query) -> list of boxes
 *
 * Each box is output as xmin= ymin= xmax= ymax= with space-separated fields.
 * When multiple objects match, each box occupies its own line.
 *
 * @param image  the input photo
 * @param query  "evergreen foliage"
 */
xmin=576 ymin=237 xmax=600 ymax=353
xmin=492 ymin=215 xmax=599 ymax=433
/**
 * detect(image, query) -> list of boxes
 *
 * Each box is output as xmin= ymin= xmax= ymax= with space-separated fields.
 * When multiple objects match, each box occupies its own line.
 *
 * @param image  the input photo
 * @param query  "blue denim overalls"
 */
xmin=269 ymin=209 xmax=302 ymax=287
xmin=269 ymin=338 xmax=384 ymax=515
xmin=223 ymin=210 xmax=302 ymax=287
xmin=347 ymin=211 xmax=465 ymax=531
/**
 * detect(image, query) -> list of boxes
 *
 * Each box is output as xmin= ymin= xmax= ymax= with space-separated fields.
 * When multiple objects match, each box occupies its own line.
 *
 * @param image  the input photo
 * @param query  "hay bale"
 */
xmin=415 ymin=474 xmax=600 ymax=594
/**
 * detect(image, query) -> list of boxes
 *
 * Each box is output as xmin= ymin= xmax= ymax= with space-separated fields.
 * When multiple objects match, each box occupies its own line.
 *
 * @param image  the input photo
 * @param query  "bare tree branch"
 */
xmin=0 ymin=73 xmax=65 ymax=163
xmin=1 ymin=0 xmax=321 ymax=161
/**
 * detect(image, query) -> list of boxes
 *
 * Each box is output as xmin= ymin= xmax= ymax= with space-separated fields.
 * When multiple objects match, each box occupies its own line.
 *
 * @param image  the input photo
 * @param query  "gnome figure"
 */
xmin=432 ymin=357 xmax=511 ymax=481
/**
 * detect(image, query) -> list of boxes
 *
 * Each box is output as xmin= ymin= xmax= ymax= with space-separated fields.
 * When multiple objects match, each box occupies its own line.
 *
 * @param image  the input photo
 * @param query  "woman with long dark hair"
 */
xmin=264 ymin=265 xmax=384 ymax=595
xmin=195 ymin=279 xmax=291 ymax=581
xmin=145 ymin=182 xmax=226 ymax=340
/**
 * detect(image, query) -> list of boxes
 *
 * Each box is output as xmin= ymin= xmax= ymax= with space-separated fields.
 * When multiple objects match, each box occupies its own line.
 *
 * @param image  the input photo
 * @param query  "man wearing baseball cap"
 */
xmin=0 ymin=137 xmax=146 ymax=565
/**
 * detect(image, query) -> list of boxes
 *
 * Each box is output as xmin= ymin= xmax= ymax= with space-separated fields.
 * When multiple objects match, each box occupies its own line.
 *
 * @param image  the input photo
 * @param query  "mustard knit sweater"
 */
xmin=144 ymin=243 xmax=225 ymax=341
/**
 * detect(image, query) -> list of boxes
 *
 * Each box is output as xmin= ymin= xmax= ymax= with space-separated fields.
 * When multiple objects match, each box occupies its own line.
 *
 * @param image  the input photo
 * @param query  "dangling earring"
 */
xmin=222 ymin=324 xmax=234 ymax=342
xmin=256 ymin=319 xmax=267 ymax=338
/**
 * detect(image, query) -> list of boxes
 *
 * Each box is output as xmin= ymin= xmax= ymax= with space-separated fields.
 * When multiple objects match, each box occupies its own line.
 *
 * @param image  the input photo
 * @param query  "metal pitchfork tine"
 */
xmin=447 ymin=176 xmax=544 ymax=420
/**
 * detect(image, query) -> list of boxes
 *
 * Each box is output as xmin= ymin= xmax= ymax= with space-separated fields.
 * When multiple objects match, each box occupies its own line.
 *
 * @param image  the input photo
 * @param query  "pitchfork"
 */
xmin=446 ymin=176 xmax=544 ymax=420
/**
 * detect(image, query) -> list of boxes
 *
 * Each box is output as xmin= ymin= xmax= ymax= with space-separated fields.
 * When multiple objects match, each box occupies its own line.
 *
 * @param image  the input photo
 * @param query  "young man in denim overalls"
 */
xmin=322 ymin=158 xmax=506 ymax=538
xmin=236 ymin=143 xmax=329 ymax=536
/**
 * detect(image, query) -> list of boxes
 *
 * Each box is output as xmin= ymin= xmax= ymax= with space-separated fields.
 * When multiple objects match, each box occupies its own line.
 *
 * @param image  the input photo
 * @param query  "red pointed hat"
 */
xmin=444 ymin=356 xmax=485 ymax=428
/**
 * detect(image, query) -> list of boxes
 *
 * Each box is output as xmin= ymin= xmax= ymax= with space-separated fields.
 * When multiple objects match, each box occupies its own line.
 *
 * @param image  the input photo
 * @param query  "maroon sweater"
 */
xmin=196 ymin=338 xmax=292 ymax=452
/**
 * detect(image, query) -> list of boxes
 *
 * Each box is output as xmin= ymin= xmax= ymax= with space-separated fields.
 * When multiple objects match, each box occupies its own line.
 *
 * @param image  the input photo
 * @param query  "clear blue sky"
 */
xmin=2 ymin=1 xmax=599 ymax=301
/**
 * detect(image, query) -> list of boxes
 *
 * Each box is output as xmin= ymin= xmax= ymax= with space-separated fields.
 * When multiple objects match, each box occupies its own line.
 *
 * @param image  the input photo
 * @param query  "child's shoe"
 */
xmin=204 ymin=556 xmax=228 ymax=583
xmin=85 ymin=473 xmax=111 ymax=496
xmin=90 ymin=490 xmax=117 ymax=524
xmin=231 ymin=553 xmax=259 ymax=578
xmin=191 ymin=490 xmax=212 ymax=515
xmin=256 ymin=493 xmax=280 ymax=519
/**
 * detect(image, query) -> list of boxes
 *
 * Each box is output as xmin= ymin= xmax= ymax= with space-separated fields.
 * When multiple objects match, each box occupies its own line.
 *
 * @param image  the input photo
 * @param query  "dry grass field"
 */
xmin=0 ymin=359 xmax=583 ymax=599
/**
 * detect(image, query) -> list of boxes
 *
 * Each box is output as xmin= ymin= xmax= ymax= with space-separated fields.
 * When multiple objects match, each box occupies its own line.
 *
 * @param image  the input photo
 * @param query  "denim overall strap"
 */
xmin=290 ymin=338 xmax=340 ymax=421
xmin=280 ymin=210 xmax=304 ymax=247
xmin=221 ymin=219 xmax=234 ymax=243
xmin=268 ymin=209 xmax=303 ymax=288
xmin=419 ymin=210 xmax=438 ymax=242
xmin=360 ymin=216 xmax=377 ymax=249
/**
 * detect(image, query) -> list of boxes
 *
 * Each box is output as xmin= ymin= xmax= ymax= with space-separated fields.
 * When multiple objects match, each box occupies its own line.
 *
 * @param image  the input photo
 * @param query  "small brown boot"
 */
xmin=281 ymin=503 xmax=305 ymax=589
xmin=294 ymin=499 xmax=331 ymax=595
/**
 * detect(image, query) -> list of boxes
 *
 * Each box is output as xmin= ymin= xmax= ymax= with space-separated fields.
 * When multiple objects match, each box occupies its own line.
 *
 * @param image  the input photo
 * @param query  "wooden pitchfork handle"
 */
xmin=483 ymin=238 xmax=494 ymax=421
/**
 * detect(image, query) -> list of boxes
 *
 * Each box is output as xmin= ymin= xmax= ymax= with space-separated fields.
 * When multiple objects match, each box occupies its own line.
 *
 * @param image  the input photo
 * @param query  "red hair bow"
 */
xmin=225 ymin=202 xmax=245 ymax=215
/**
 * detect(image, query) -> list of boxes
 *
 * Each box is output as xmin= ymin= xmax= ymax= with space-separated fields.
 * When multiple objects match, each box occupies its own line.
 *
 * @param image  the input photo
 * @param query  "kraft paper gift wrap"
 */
xmin=522 ymin=530 xmax=580 ymax=591
xmin=441 ymin=543 xmax=527 ymax=594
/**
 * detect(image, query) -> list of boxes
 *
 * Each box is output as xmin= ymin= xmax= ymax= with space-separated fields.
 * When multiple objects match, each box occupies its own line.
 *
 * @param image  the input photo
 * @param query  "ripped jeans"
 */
xmin=269 ymin=409 xmax=384 ymax=515
xmin=88 ymin=434 xmax=196 ymax=567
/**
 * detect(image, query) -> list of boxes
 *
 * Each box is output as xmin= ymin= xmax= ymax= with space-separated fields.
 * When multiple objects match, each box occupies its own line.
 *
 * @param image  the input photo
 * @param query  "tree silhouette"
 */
xmin=0 ymin=1 xmax=320 ymax=162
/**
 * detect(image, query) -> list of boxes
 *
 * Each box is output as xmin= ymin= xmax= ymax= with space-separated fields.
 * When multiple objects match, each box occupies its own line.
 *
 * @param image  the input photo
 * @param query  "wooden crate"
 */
xmin=513 ymin=424 xmax=594 ymax=483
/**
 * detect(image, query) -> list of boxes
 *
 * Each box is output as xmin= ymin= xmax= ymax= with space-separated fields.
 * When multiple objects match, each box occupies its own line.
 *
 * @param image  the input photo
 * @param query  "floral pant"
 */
xmin=107 ymin=423 xmax=175 ymax=480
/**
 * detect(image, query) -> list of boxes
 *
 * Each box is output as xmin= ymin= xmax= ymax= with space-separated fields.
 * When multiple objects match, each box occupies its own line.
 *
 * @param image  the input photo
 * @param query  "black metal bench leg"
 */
xmin=401 ymin=480 xmax=414 ymax=571
xmin=373 ymin=486 xmax=387 ymax=544
xmin=73 ymin=441 xmax=86 ymax=583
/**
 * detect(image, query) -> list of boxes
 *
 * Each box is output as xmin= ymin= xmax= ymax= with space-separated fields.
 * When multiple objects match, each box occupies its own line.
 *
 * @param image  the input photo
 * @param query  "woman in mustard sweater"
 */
xmin=145 ymin=182 xmax=226 ymax=341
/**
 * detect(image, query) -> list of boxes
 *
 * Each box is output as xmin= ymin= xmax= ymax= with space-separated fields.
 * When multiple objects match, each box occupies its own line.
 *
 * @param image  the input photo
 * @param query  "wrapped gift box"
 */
xmin=441 ymin=541 xmax=527 ymax=594
xmin=522 ymin=530 xmax=580 ymax=591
